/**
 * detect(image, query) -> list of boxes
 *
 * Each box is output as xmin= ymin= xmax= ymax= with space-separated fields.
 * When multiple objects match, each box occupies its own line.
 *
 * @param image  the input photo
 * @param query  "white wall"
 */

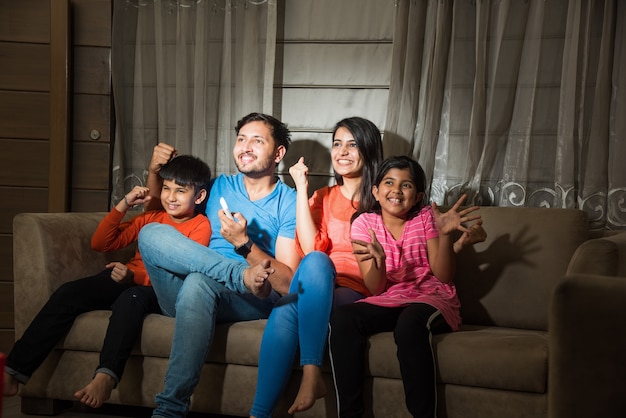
xmin=275 ymin=0 xmax=395 ymax=189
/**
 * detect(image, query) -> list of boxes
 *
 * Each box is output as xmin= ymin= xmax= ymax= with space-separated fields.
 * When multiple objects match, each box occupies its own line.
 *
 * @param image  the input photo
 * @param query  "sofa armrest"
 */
xmin=12 ymin=212 xmax=135 ymax=338
xmin=567 ymin=232 xmax=626 ymax=276
xmin=548 ymin=273 xmax=626 ymax=418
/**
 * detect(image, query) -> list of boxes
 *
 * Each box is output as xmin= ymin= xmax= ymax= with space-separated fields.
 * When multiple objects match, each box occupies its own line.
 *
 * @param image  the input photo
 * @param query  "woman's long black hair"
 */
xmin=331 ymin=117 xmax=383 ymax=220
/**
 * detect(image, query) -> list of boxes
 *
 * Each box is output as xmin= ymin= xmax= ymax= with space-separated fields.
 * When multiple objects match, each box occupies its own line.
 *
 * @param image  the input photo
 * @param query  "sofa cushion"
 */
xmin=366 ymin=325 xmax=547 ymax=394
xmin=62 ymin=312 xmax=268 ymax=366
xmin=435 ymin=326 xmax=548 ymax=393
xmin=64 ymin=312 xmax=547 ymax=395
xmin=141 ymin=315 xmax=267 ymax=366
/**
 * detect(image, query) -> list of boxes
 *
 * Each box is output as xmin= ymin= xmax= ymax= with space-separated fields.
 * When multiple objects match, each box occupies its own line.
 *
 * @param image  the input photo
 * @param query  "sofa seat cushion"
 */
xmin=61 ymin=311 xmax=268 ymax=366
xmin=141 ymin=315 xmax=268 ymax=365
xmin=65 ymin=312 xmax=547 ymax=396
xmin=368 ymin=325 xmax=548 ymax=394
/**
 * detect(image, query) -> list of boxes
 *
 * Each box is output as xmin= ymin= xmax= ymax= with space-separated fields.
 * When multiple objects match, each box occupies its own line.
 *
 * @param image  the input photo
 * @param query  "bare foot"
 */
xmin=74 ymin=372 xmax=116 ymax=408
xmin=244 ymin=259 xmax=274 ymax=298
xmin=287 ymin=365 xmax=327 ymax=414
xmin=3 ymin=371 xmax=19 ymax=397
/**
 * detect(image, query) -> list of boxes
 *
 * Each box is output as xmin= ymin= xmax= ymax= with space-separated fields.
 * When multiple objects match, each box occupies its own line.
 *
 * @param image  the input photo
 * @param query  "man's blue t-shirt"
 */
xmin=206 ymin=173 xmax=297 ymax=262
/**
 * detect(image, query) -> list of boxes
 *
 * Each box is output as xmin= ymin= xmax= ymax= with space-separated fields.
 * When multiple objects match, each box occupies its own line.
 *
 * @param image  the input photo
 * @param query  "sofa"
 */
xmin=11 ymin=207 xmax=626 ymax=417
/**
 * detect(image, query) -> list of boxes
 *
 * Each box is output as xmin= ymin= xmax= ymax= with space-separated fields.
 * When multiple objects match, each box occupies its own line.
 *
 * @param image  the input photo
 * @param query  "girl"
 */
xmin=329 ymin=155 xmax=481 ymax=418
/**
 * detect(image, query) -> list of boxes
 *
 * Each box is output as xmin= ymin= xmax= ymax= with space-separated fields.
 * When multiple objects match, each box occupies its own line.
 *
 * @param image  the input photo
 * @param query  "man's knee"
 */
xmin=176 ymin=273 xmax=222 ymax=307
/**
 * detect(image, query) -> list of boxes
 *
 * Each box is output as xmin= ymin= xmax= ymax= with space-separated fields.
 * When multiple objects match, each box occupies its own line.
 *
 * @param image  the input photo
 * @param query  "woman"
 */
xmin=249 ymin=117 xmax=384 ymax=418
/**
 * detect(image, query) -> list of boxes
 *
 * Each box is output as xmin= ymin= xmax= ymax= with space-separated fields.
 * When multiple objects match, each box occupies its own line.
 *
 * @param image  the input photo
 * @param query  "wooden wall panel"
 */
xmin=73 ymin=0 xmax=112 ymax=47
xmin=0 ymin=188 xmax=48 ymax=234
xmin=0 ymin=0 xmax=50 ymax=43
xmin=71 ymin=190 xmax=111 ymax=212
xmin=0 ymin=235 xmax=12 ymax=282
xmin=0 ymin=282 xmax=13 ymax=327
xmin=0 ymin=0 xmax=53 ymax=354
xmin=74 ymin=46 xmax=111 ymax=95
xmin=70 ymin=0 xmax=113 ymax=214
xmin=73 ymin=94 xmax=111 ymax=143
xmin=0 ymin=42 xmax=50 ymax=92
xmin=0 ymin=139 xmax=49 ymax=188
xmin=0 ymin=280 xmax=14 ymax=355
xmin=0 ymin=91 xmax=49 ymax=139
xmin=48 ymin=0 xmax=71 ymax=212
xmin=71 ymin=141 xmax=111 ymax=190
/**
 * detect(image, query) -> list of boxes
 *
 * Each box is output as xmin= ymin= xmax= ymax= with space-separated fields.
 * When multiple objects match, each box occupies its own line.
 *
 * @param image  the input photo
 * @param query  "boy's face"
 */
xmin=160 ymin=179 xmax=206 ymax=222
xmin=233 ymin=120 xmax=286 ymax=178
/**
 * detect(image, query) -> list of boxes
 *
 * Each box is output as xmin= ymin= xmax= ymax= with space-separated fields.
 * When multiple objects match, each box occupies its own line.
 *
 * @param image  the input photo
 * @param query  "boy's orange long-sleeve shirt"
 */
xmin=91 ymin=208 xmax=211 ymax=286
xmin=297 ymin=185 xmax=371 ymax=297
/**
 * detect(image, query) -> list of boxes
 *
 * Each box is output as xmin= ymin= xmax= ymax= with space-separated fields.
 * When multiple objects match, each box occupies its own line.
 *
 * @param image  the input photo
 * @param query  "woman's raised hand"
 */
xmin=289 ymin=157 xmax=309 ymax=191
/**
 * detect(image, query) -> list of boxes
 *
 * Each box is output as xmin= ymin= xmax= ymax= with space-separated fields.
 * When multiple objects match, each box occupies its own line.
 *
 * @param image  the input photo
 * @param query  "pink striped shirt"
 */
xmin=351 ymin=206 xmax=461 ymax=331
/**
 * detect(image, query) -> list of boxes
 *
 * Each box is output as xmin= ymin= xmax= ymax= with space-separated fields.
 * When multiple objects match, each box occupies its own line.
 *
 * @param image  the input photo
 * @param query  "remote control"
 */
xmin=220 ymin=197 xmax=234 ymax=220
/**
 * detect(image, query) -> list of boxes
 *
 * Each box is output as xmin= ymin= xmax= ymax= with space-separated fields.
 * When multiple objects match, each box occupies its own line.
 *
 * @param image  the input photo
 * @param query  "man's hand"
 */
xmin=149 ymin=143 xmax=177 ymax=175
xmin=145 ymin=143 xmax=176 ymax=211
xmin=218 ymin=210 xmax=249 ymax=248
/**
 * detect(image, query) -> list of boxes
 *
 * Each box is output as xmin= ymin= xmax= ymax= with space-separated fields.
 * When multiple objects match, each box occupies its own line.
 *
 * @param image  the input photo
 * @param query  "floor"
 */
xmin=2 ymin=396 xmax=155 ymax=418
xmin=1 ymin=396 xmax=235 ymax=418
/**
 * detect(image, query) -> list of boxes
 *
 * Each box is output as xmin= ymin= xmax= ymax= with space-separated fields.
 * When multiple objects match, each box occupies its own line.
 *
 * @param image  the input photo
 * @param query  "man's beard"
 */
xmin=235 ymin=156 xmax=274 ymax=179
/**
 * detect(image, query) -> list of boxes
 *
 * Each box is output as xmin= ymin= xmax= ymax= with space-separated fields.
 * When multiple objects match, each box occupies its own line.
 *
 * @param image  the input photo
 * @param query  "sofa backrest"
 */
xmin=454 ymin=207 xmax=588 ymax=331
xmin=12 ymin=212 xmax=136 ymax=337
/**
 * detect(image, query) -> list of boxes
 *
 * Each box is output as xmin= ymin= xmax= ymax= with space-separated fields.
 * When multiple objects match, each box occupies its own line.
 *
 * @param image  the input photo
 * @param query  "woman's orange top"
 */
xmin=296 ymin=185 xmax=370 ymax=297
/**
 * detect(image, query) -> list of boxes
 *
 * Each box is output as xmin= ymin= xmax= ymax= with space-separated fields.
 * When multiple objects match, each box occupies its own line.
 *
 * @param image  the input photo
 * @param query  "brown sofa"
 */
xmin=11 ymin=207 xmax=626 ymax=417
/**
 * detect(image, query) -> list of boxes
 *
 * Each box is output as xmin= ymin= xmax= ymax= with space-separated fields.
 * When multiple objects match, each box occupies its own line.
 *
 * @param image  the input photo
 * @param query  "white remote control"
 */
xmin=220 ymin=197 xmax=234 ymax=220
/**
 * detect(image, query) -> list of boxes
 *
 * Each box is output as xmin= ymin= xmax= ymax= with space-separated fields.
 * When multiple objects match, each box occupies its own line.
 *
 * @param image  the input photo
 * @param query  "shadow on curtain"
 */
xmin=385 ymin=0 xmax=625 ymax=232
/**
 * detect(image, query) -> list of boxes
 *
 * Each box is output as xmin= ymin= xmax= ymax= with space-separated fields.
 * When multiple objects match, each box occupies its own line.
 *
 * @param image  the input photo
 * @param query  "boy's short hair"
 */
xmin=159 ymin=155 xmax=211 ymax=193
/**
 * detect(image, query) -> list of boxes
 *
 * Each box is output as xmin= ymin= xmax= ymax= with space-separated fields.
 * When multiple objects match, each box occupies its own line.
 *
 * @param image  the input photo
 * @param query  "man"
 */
xmin=138 ymin=112 xmax=300 ymax=418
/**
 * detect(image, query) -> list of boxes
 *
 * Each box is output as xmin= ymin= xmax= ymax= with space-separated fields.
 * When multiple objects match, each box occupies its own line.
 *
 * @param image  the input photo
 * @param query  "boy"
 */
xmin=4 ymin=155 xmax=212 ymax=406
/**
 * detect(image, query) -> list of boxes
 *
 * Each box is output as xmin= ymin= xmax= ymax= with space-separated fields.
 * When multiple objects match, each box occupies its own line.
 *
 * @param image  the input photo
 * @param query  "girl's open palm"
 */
xmin=432 ymin=194 xmax=481 ymax=236
xmin=352 ymin=228 xmax=386 ymax=269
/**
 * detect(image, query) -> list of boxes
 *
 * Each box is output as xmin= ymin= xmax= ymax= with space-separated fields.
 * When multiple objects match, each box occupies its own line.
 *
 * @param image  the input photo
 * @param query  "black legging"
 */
xmin=98 ymin=285 xmax=161 ymax=381
xmin=329 ymin=302 xmax=451 ymax=418
xmin=7 ymin=270 xmax=160 ymax=384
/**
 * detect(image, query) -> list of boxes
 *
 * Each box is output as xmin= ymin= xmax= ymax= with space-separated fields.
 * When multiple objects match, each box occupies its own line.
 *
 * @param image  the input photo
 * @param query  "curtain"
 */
xmin=385 ymin=0 xmax=625 ymax=232
xmin=110 ymin=0 xmax=277 ymax=206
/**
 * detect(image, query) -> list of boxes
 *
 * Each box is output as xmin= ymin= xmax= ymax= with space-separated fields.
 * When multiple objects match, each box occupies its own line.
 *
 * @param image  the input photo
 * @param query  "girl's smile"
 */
xmin=373 ymin=168 xmax=423 ymax=218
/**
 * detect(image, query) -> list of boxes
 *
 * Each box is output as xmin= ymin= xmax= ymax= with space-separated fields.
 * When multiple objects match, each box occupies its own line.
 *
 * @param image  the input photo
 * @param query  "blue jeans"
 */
xmin=250 ymin=251 xmax=335 ymax=418
xmin=138 ymin=223 xmax=279 ymax=418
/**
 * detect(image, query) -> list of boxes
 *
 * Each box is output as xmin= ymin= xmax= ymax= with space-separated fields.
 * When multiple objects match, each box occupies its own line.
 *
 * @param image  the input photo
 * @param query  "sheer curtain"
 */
xmin=385 ymin=0 xmax=625 ymax=232
xmin=110 ymin=0 xmax=277 ymax=205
